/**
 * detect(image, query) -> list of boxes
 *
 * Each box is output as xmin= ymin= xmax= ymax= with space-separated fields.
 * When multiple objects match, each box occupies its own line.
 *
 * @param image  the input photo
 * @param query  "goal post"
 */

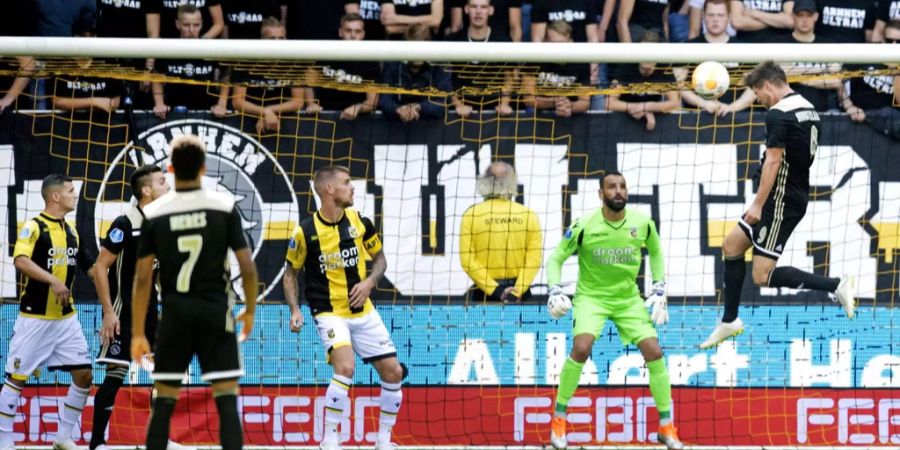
xmin=0 ymin=37 xmax=897 ymax=449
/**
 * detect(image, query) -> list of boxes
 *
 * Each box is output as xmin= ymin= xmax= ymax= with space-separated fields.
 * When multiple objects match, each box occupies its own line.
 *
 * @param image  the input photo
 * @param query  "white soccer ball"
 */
xmin=692 ymin=61 xmax=730 ymax=100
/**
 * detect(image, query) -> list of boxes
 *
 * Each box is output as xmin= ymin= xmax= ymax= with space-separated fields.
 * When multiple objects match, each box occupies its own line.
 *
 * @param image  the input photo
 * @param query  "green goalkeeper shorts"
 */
xmin=572 ymin=294 xmax=657 ymax=346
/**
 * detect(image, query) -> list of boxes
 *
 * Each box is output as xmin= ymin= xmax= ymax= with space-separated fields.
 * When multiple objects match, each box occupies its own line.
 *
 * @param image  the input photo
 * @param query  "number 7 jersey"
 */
xmin=138 ymin=188 xmax=249 ymax=304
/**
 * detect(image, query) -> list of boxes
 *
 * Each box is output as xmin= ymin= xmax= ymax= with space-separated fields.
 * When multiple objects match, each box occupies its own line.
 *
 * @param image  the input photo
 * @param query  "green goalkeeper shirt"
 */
xmin=547 ymin=207 xmax=665 ymax=300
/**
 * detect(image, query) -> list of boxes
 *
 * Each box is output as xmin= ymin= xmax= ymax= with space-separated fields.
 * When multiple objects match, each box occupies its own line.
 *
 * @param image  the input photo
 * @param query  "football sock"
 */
xmin=554 ymin=357 xmax=585 ymax=417
xmin=214 ymin=393 xmax=242 ymax=450
xmin=56 ymin=384 xmax=90 ymax=442
xmin=722 ymin=255 xmax=746 ymax=323
xmin=377 ymin=382 xmax=402 ymax=445
xmin=146 ymin=396 xmax=176 ymax=450
xmin=0 ymin=379 xmax=22 ymax=448
xmin=647 ymin=359 xmax=673 ymax=426
xmin=90 ymin=365 xmax=128 ymax=449
xmin=323 ymin=375 xmax=352 ymax=444
xmin=768 ymin=266 xmax=840 ymax=292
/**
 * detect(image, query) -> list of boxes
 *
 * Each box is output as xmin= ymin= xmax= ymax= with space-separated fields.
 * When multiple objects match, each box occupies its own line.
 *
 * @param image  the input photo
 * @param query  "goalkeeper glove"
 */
xmin=547 ymin=285 xmax=572 ymax=320
xmin=643 ymin=281 xmax=669 ymax=326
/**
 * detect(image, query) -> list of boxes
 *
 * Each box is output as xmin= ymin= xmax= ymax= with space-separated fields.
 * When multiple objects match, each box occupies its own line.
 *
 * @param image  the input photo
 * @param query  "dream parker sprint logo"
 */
xmin=95 ymin=119 xmax=299 ymax=300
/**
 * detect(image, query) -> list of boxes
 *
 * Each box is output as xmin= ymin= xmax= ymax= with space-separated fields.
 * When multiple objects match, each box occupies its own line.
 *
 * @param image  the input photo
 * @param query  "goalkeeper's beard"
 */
xmin=603 ymin=196 xmax=626 ymax=212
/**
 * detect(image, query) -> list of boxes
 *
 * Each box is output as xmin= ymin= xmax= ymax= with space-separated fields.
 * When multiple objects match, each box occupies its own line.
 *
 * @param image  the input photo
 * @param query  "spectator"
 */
xmin=617 ymin=0 xmax=670 ymax=42
xmin=360 ymin=0 xmax=386 ymax=40
xmin=221 ymin=0 xmax=281 ymax=39
xmin=688 ymin=0 xmax=735 ymax=39
xmin=451 ymin=0 xmax=523 ymax=41
xmin=151 ymin=5 xmax=229 ymax=119
xmin=873 ymin=0 xmax=900 ymax=42
xmin=146 ymin=0 xmax=225 ymax=39
xmin=33 ymin=0 xmax=95 ymax=37
xmin=530 ymin=0 xmax=599 ymax=43
xmin=0 ymin=57 xmax=34 ymax=114
xmin=838 ymin=20 xmax=900 ymax=139
xmin=815 ymin=0 xmax=876 ymax=43
xmin=96 ymin=0 xmax=146 ymax=38
xmin=381 ymin=0 xmax=444 ymax=38
xmin=379 ymin=24 xmax=452 ymax=121
xmin=780 ymin=0 xmax=841 ymax=111
xmin=231 ymin=17 xmax=304 ymax=132
xmin=447 ymin=0 xmax=514 ymax=117
xmin=51 ymin=20 xmax=122 ymax=114
xmin=305 ymin=13 xmax=380 ymax=120
xmin=730 ymin=0 xmax=794 ymax=43
xmin=669 ymin=0 xmax=690 ymax=42
xmin=283 ymin=0 xmax=359 ymax=40
xmin=607 ymin=31 xmax=680 ymax=130
xmin=522 ymin=21 xmax=591 ymax=117
xmin=599 ymin=0 xmax=619 ymax=42
xmin=460 ymin=161 xmax=542 ymax=303
xmin=676 ymin=0 xmax=755 ymax=115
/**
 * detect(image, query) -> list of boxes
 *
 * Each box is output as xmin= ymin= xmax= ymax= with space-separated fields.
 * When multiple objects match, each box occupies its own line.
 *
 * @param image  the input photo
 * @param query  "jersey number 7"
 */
xmin=177 ymin=234 xmax=203 ymax=293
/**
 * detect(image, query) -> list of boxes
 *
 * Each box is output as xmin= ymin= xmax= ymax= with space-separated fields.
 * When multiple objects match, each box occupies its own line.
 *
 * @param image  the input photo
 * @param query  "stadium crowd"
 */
xmin=0 ymin=0 xmax=898 ymax=136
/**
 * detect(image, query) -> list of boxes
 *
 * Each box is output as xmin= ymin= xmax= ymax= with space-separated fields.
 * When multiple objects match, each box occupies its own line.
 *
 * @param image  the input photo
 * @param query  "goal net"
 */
xmin=0 ymin=39 xmax=897 ymax=449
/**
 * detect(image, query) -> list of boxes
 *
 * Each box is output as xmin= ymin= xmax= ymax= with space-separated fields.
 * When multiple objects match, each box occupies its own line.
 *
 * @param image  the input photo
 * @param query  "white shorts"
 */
xmin=314 ymin=309 xmax=396 ymax=363
xmin=4 ymin=315 xmax=91 ymax=381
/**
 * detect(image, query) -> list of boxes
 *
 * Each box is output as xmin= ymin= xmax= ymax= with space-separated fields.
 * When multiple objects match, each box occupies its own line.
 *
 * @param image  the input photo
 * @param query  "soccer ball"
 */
xmin=691 ymin=61 xmax=730 ymax=100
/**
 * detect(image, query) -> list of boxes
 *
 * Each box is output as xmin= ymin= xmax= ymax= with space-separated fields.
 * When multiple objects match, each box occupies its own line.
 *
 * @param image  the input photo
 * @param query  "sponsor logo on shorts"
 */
xmin=758 ymin=226 xmax=768 ymax=244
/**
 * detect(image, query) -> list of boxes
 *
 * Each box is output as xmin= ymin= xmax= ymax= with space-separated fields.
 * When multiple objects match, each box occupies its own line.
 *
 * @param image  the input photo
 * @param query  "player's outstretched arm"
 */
xmin=92 ymin=248 xmax=121 ymax=345
xmin=234 ymin=247 xmax=258 ymax=342
xmin=130 ymin=255 xmax=154 ymax=361
xmin=546 ymin=223 xmax=581 ymax=288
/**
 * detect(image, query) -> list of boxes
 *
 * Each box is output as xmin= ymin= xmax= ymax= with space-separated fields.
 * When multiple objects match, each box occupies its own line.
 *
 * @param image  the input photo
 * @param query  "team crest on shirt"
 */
xmin=630 ymin=227 xmax=638 ymax=238
xmin=348 ymin=225 xmax=359 ymax=239
xmin=109 ymin=228 xmax=124 ymax=243
xmin=95 ymin=119 xmax=299 ymax=301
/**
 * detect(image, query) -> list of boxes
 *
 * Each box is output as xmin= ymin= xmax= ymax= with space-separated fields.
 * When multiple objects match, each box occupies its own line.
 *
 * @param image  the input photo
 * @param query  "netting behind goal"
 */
xmin=0 ymin=49 xmax=898 ymax=448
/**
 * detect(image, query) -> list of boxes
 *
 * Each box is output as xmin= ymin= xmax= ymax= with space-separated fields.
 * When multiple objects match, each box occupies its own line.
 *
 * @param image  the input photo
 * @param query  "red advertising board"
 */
xmin=9 ymin=386 xmax=899 ymax=446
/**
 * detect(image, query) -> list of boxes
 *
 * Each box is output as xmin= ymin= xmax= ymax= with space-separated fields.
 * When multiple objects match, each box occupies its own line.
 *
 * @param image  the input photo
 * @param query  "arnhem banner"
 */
xmin=0 ymin=111 xmax=897 ymax=446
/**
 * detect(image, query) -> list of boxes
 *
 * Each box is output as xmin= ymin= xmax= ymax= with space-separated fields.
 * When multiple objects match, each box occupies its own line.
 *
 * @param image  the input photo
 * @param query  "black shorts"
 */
xmin=97 ymin=299 xmax=159 ymax=366
xmin=152 ymin=298 xmax=243 ymax=384
xmin=738 ymin=199 xmax=806 ymax=260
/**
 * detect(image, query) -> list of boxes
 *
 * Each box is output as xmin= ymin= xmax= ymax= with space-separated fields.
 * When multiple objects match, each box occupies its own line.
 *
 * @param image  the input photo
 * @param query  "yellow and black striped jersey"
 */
xmin=286 ymin=208 xmax=382 ymax=318
xmin=13 ymin=212 xmax=95 ymax=319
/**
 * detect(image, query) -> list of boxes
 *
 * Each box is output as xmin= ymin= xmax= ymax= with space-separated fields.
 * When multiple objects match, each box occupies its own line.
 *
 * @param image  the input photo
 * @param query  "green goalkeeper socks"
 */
xmin=554 ymin=357 xmax=585 ymax=416
xmin=647 ymin=358 xmax=672 ymax=425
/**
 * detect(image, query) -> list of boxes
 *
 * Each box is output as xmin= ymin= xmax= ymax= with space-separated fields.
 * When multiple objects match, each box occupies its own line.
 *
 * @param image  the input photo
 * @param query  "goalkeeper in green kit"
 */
xmin=545 ymin=171 xmax=682 ymax=450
